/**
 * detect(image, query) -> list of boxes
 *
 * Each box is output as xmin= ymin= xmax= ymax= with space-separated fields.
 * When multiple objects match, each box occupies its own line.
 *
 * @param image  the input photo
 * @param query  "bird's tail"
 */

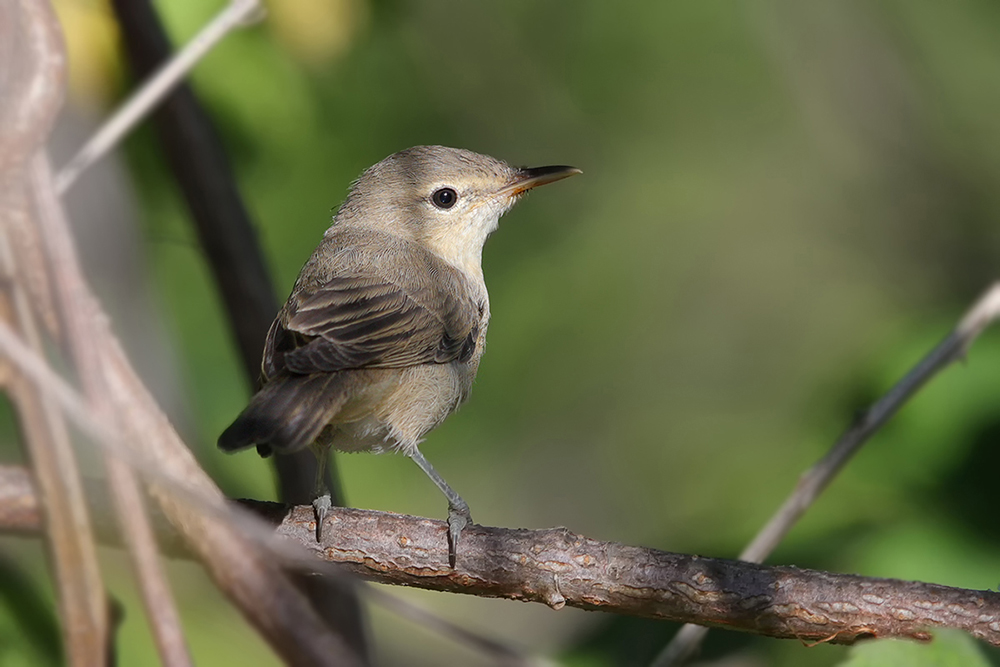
xmin=218 ymin=373 xmax=350 ymax=457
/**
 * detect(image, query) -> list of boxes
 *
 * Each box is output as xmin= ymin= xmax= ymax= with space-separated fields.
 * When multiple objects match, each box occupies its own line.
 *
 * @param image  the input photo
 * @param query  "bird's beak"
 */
xmin=497 ymin=165 xmax=582 ymax=199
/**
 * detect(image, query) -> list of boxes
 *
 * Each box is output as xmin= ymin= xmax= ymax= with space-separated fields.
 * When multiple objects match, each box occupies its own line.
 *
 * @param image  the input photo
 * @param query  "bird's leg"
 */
xmin=308 ymin=441 xmax=332 ymax=541
xmin=409 ymin=449 xmax=472 ymax=568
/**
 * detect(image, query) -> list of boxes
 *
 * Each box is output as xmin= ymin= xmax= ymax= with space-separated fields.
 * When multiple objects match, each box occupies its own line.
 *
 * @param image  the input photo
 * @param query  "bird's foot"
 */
xmin=447 ymin=499 xmax=473 ymax=568
xmin=312 ymin=493 xmax=332 ymax=541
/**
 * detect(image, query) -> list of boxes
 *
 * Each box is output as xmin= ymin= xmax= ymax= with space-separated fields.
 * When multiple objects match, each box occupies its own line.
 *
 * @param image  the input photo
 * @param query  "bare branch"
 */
xmin=655 ymin=281 xmax=1000 ymax=665
xmin=3 ymin=467 xmax=999 ymax=652
xmin=742 ymin=282 xmax=1000 ymax=564
xmin=288 ymin=507 xmax=1000 ymax=647
xmin=104 ymin=461 xmax=192 ymax=665
xmin=0 ymin=373 xmax=108 ymax=665
xmin=32 ymin=152 xmax=193 ymax=667
xmin=0 ymin=465 xmax=538 ymax=665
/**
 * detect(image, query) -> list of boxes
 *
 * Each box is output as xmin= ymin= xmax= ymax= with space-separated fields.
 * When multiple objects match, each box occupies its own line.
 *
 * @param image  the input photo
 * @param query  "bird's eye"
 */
xmin=431 ymin=187 xmax=458 ymax=209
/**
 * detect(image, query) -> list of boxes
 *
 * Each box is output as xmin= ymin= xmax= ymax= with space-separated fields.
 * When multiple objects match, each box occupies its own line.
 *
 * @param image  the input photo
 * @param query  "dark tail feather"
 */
xmin=218 ymin=373 xmax=349 ymax=456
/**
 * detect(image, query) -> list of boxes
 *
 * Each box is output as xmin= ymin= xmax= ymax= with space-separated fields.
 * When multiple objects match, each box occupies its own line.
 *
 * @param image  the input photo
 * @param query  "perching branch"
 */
xmin=290 ymin=508 xmax=1000 ymax=648
xmin=2 ymin=464 xmax=1000 ymax=649
xmin=0 ymin=462 xmax=536 ymax=665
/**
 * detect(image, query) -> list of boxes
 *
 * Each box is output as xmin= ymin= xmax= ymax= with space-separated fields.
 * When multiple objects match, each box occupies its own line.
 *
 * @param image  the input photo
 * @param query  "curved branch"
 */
xmin=284 ymin=506 xmax=1000 ymax=647
xmin=2 ymin=464 xmax=998 ymax=649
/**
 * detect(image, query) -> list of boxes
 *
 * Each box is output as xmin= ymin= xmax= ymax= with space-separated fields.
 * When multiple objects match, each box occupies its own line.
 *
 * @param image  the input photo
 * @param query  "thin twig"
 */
xmin=105 ymin=461 xmax=193 ymax=665
xmin=54 ymin=0 xmax=263 ymax=194
xmin=108 ymin=0 xmax=278 ymax=383
xmin=361 ymin=586 xmax=541 ymax=665
xmin=33 ymin=153 xmax=193 ymax=667
xmin=0 ymin=341 xmax=108 ymax=666
xmin=653 ymin=282 xmax=1000 ymax=666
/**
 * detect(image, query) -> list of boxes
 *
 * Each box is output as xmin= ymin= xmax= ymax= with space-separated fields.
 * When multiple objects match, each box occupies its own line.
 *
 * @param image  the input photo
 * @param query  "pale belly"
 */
xmin=325 ymin=359 xmax=479 ymax=455
xmin=322 ymin=305 xmax=489 ymax=455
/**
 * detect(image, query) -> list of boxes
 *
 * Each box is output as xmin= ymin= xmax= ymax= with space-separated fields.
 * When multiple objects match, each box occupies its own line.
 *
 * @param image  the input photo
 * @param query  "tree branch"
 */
xmin=2 ymin=463 xmax=999 ymax=650
xmin=291 ymin=507 xmax=1000 ymax=648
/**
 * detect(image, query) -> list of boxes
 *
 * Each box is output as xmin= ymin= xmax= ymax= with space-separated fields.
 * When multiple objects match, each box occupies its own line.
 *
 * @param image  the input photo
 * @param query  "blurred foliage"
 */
xmin=3 ymin=0 xmax=1000 ymax=664
xmin=841 ymin=630 xmax=990 ymax=667
xmin=0 ymin=553 xmax=61 ymax=667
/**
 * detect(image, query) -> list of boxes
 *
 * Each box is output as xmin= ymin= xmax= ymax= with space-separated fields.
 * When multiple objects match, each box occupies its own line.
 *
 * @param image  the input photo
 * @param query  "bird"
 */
xmin=218 ymin=145 xmax=580 ymax=565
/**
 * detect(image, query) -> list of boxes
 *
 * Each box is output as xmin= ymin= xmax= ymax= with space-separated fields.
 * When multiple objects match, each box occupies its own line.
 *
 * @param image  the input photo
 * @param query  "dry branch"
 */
xmin=33 ymin=151 xmax=193 ymax=667
xmin=289 ymin=507 xmax=1000 ymax=648
xmin=3 ymin=463 xmax=999 ymax=650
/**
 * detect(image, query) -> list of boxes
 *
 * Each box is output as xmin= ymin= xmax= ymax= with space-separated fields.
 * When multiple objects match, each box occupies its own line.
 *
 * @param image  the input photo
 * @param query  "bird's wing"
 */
xmin=265 ymin=258 xmax=482 ymax=377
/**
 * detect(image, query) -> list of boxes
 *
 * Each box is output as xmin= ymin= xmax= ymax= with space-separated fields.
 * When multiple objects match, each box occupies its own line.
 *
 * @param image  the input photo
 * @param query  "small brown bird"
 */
xmin=218 ymin=145 xmax=580 ymax=564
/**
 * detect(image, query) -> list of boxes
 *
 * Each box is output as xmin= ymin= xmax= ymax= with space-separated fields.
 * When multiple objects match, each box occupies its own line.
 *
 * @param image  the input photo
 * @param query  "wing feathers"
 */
xmin=274 ymin=259 xmax=481 ymax=375
xmin=218 ymin=373 xmax=351 ymax=455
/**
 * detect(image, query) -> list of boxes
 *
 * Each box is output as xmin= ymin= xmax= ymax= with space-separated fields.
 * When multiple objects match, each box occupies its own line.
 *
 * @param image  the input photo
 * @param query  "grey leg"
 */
xmin=409 ymin=449 xmax=472 ymax=567
xmin=309 ymin=441 xmax=332 ymax=541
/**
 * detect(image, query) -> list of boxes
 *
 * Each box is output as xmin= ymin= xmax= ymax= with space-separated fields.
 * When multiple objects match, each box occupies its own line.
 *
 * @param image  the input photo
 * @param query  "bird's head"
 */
xmin=332 ymin=145 xmax=580 ymax=276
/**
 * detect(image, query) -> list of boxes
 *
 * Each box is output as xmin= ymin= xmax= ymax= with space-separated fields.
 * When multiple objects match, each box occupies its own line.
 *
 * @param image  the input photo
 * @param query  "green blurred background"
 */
xmin=3 ymin=0 xmax=1000 ymax=665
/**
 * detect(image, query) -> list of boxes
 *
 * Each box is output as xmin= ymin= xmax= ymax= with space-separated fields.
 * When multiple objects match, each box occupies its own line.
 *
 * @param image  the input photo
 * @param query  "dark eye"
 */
xmin=431 ymin=187 xmax=458 ymax=209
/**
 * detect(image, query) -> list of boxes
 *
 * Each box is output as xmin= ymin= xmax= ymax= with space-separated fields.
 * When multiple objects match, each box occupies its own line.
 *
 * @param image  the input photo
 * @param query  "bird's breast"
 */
xmin=328 ymin=304 xmax=490 ymax=455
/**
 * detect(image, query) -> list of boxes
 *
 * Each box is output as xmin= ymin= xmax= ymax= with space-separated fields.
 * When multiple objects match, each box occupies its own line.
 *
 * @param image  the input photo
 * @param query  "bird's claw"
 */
xmin=447 ymin=500 xmax=473 ymax=568
xmin=312 ymin=493 xmax=332 ymax=541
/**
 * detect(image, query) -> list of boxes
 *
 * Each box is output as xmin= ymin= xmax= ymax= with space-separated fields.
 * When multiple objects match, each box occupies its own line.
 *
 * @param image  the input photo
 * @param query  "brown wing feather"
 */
xmin=266 ymin=264 xmax=480 ymax=377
